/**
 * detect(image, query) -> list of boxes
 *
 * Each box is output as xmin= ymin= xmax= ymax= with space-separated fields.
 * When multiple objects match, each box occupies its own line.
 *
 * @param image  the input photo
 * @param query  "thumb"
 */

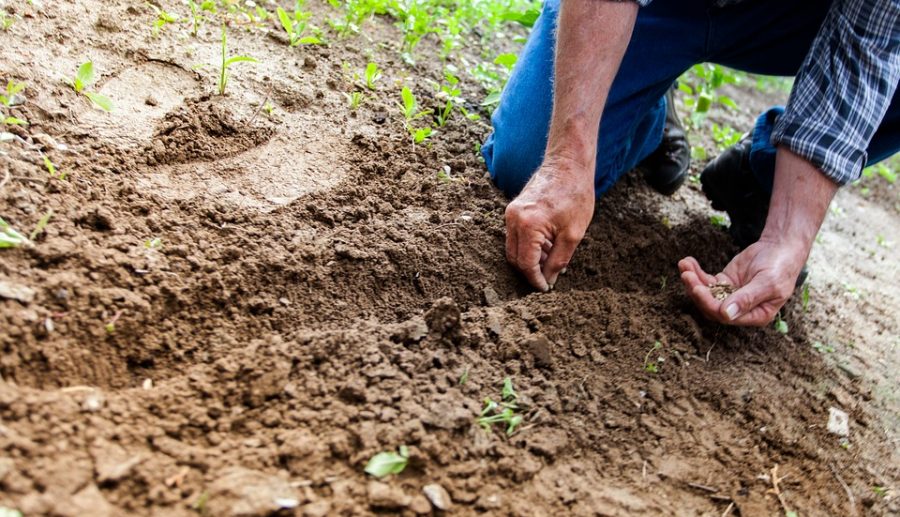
xmin=720 ymin=276 xmax=773 ymax=323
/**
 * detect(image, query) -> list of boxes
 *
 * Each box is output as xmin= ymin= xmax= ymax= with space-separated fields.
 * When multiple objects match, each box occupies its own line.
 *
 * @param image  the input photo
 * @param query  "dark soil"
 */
xmin=0 ymin=1 xmax=897 ymax=516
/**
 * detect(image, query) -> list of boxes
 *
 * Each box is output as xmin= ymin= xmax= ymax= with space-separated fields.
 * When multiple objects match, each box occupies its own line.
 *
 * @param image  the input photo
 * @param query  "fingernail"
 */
xmin=725 ymin=304 xmax=740 ymax=320
xmin=560 ymin=267 xmax=567 ymax=275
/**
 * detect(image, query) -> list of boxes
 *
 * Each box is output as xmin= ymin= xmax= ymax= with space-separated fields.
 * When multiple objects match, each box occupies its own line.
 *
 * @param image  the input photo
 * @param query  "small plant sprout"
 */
xmin=364 ymin=62 xmax=381 ymax=90
xmin=0 ymin=216 xmax=30 ymax=248
xmin=344 ymin=91 xmax=363 ymax=110
xmin=145 ymin=237 xmax=163 ymax=249
xmin=105 ymin=310 xmax=124 ymax=334
xmin=812 ymin=341 xmax=835 ymax=354
xmin=187 ymin=0 xmax=215 ymax=36
xmin=43 ymin=155 xmax=66 ymax=180
xmin=1 ymin=80 xmax=25 ymax=107
xmin=29 ymin=209 xmax=52 ymax=241
xmin=459 ymin=366 xmax=469 ymax=386
xmin=69 ymin=61 xmax=113 ymax=112
xmin=477 ymin=377 xmax=524 ymax=436
xmin=149 ymin=4 xmax=179 ymax=36
xmin=398 ymin=86 xmax=431 ymax=121
xmin=218 ymin=26 xmax=257 ymax=96
xmin=643 ymin=340 xmax=663 ymax=373
xmin=709 ymin=213 xmax=729 ymax=228
xmin=774 ymin=313 xmax=788 ymax=334
xmin=364 ymin=446 xmax=409 ymax=478
xmin=801 ymin=283 xmax=810 ymax=311
xmin=409 ymin=126 xmax=433 ymax=145
xmin=276 ymin=4 xmax=321 ymax=46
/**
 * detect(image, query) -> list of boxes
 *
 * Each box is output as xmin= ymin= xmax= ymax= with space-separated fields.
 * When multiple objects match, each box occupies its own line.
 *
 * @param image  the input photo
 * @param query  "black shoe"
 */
xmin=700 ymin=134 xmax=809 ymax=286
xmin=640 ymin=86 xmax=690 ymax=196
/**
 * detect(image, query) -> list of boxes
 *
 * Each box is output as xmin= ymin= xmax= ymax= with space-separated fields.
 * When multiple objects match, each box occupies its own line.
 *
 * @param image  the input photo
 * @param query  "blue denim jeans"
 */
xmin=481 ymin=0 xmax=900 ymax=198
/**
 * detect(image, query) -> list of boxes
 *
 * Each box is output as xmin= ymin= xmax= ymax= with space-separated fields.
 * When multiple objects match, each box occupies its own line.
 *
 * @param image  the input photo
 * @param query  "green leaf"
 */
xmin=29 ymin=209 xmax=52 ymax=241
xmin=7 ymin=80 xmax=25 ymax=97
xmin=0 ymin=216 xmax=29 ymax=248
xmin=276 ymin=7 xmax=294 ymax=37
xmin=76 ymin=61 xmax=95 ymax=91
xmin=84 ymin=91 xmax=113 ymax=112
xmin=481 ymin=91 xmax=501 ymax=106
xmin=493 ymin=53 xmax=517 ymax=70
xmin=3 ymin=116 xmax=26 ymax=125
xmin=297 ymin=36 xmax=321 ymax=44
xmin=364 ymin=448 xmax=409 ymax=478
xmin=400 ymin=86 xmax=416 ymax=117
xmin=501 ymin=377 xmax=517 ymax=401
xmin=677 ymin=82 xmax=694 ymax=96
xmin=225 ymin=56 xmax=258 ymax=66
xmin=501 ymin=8 xmax=539 ymax=27
xmin=717 ymin=95 xmax=738 ymax=110
xmin=43 ymin=156 xmax=56 ymax=176
xmin=801 ymin=283 xmax=810 ymax=311
xmin=774 ymin=316 xmax=788 ymax=334
xmin=695 ymin=92 xmax=712 ymax=113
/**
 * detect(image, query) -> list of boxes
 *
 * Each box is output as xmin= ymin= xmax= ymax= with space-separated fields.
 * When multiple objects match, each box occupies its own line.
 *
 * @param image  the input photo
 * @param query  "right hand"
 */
xmin=504 ymin=157 xmax=595 ymax=291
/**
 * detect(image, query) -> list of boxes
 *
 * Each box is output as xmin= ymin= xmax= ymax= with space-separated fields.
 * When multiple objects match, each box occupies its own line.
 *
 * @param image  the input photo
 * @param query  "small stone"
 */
xmin=142 ymin=378 xmax=153 ymax=390
xmin=524 ymin=335 xmax=554 ymax=368
xmin=367 ymin=481 xmax=410 ymax=509
xmin=301 ymin=500 xmax=331 ymax=517
xmin=205 ymin=467 xmax=300 ymax=517
xmin=827 ymin=407 xmax=850 ymax=437
xmin=82 ymin=392 xmax=105 ymax=412
xmin=482 ymin=287 xmax=500 ymax=307
xmin=422 ymin=483 xmax=452 ymax=511
xmin=409 ymin=494 xmax=432 ymax=515
xmin=0 ymin=279 xmax=36 ymax=304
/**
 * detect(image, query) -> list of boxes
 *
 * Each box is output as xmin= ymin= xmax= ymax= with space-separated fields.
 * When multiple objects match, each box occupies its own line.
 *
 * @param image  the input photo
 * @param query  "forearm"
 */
xmin=544 ymin=0 xmax=637 ymax=175
xmin=760 ymin=147 xmax=838 ymax=254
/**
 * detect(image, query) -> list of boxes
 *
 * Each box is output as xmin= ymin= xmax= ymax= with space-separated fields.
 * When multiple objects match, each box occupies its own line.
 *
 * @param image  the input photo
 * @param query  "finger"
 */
xmin=681 ymin=271 xmax=724 ymax=322
xmin=505 ymin=222 xmax=518 ymax=266
xmin=541 ymin=250 xmax=548 ymax=264
xmin=516 ymin=230 xmax=549 ymax=292
xmin=678 ymin=257 xmax=718 ymax=286
xmin=542 ymin=230 xmax=581 ymax=287
xmin=541 ymin=239 xmax=553 ymax=253
xmin=720 ymin=276 xmax=781 ymax=325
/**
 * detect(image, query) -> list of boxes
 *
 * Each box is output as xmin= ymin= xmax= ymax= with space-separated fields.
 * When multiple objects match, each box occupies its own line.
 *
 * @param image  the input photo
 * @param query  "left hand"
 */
xmin=678 ymin=237 xmax=808 ymax=326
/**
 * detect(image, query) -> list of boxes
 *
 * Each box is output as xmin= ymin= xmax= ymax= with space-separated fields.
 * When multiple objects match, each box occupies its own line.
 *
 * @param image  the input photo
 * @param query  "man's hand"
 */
xmin=678 ymin=236 xmax=807 ymax=325
xmin=505 ymin=158 xmax=595 ymax=291
xmin=680 ymin=147 xmax=838 ymax=326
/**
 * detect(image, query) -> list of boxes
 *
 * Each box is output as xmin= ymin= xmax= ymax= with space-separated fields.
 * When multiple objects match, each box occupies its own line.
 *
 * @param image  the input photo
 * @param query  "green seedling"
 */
xmin=494 ymin=53 xmax=517 ymax=72
xmin=145 ymin=237 xmax=162 ymax=249
xmin=276 ymin=5 xmax=321 ymax=46
xmin=218 ymin=26 xmax=257 ymax=96
xmin=69 ymin=62 xmax=113 ymax=112
xmin=459 ymin=367 xmax=469 ymax=386
xmin=105 ymin=310 xmax=123 ymax=334
xmin=710 ymin=214 xmax=729 ymax=228
xmin=0 ymin=216 xmax=29 ymax=248
xmin=811 ymin=341 xmax=834 ymax=354
xmin=774 ymin=313 xmax=788 ymax=334
xmin=44 ymin=155 xmax=66 ymax=180
xmin=364 ymin=446 xmax=409 ymax=478
xmin=643 ymin=340 xmax=663 ymax=373
xmin=801 ymin=283 xmax=810 ymax=311
xmin=29 ymin=209 xmax=52 ymax=241
xmin=477 ymin=377 xmax=524 ymax=436
xmin=0 ymin=11 xmax=13 ymax=30
xmin=364 ymin=62 xmax=381 ymax=90
xmin=344 ymin=91 xmax=363 ymax=110
xmin=399 ymin=86 xmax=431 ymax=121
xmin=149 ymin=4 xmax=178 ymax=36
xmin=1 ymin=80 xmax=25 ymax=107
xmin=435 ymin=100 xmax=453 ymax=127
xmin=186 ymin=1 xmax=215 ymax=36
xmin=410 ymin=126 xmax=432 ymax=144
xmin=691 ymin=145 xmax=708 ymax=161
xmin=872 ymin=486 xmax=889 ymax=498
xmin=192 ymin=491 xmax=210 ymax=515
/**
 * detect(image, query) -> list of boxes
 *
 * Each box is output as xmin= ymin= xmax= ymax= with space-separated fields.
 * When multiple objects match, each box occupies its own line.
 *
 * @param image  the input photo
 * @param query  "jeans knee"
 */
xmin=482 ymin=127 xmax=544 ymax=198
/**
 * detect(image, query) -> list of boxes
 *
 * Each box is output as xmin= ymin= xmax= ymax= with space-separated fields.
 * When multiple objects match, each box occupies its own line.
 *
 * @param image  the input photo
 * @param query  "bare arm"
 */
xmin=505 ymin=0 xmax=638 ymax=291
xmin=680 ymin=148 xmax=838 ymax=325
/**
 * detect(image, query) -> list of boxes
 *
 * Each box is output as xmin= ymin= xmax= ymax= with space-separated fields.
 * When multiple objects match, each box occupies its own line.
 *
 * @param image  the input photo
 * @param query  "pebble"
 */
xmin=0 ymin=279 xmax=36 ymax=304
xmin=422 ymin=483 xmax=452 ymax=511
xmin=827 ymin=407 xmax=850 ymax=437
xmin=367 ymin=481 xmax=410 ymax=509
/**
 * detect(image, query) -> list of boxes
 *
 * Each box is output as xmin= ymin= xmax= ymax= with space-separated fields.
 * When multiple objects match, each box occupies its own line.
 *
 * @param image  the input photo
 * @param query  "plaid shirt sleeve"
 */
xmin=771 ymin=0 xmax=900 ymax=185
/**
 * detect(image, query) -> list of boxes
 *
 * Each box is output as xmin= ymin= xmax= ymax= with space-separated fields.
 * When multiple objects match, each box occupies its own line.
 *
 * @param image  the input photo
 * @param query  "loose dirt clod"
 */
xmin=709 ymin=282 xmax=736 ymax=301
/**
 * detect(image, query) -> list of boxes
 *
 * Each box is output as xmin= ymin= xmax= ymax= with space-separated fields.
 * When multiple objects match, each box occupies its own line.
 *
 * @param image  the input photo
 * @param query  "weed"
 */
xmin=477 ymin=377 xmax=524 ymax=436
xmin=0 ymin=217 xmax=29 ymax=248
xmin=276 ymin=3 xmax=321 ymax=46
xmin=774 ymin=313 xmax=788 ymax=334
xmin=364 ymin=62 xmax=381 ymax=90
xmin=187 ymin=1 xmax=216 ymax=36
xmin=410 ymin=126 xmax=432 ymax=144
xmin=643 ymin=340 xmax=663 ymax=373
xmin=69 ymin=61 xmax=113 ymax=112
xmin=218 ymin=26 xmax=257 ymax=96
xmin=364 ymin=445 xmax=409 ymax=478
